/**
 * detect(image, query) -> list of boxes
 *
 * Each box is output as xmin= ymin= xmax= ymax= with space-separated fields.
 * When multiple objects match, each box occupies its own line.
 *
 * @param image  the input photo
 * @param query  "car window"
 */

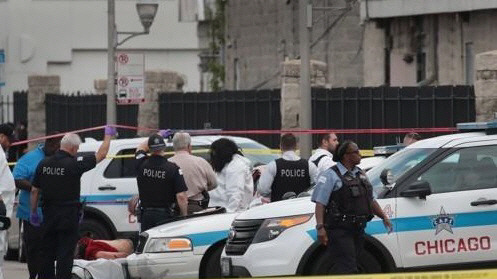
xmin=416 ymin=145 xmax=497 ymax=194
xmin=104 ymin=148 xmax=137 ymax=178
xmin=368 ymin=148 xmax=437 ymax=193
xmin=237 ymin=142 xmax=279 ymax=166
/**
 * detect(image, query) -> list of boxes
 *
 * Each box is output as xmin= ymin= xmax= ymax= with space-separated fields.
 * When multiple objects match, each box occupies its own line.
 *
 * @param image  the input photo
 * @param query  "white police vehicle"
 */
xmin=121 ymin=148 xmax=388 ymax=279
xmin=74 ymin=135 xmax=278 ymax=240
xmin=221 ymin=122 xmax=497 ymax=276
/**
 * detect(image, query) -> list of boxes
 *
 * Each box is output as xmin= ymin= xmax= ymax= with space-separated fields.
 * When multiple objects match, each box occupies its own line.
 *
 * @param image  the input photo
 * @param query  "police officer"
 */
xmin=135 ymin=132 xmax=188 ymax=231
xmin=312 ymin=140 xmax=392 ymax=274
xmin=258 ymin=133 xmax=318 ymax=202
xmin=30 ymin=126 xmax=115 ymax=279
xmin=309 ymin=133 xmax=339 ymax=176
xmin=13 ymin=134 xmax=61 ymax=279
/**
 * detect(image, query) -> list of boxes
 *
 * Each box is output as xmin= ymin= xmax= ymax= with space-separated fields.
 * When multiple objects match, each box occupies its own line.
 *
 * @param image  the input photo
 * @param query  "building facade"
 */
xmin=223 ymin=0 xmax=365 ymax=90
xmin=0 ymin=0 xmax=205 ymax=95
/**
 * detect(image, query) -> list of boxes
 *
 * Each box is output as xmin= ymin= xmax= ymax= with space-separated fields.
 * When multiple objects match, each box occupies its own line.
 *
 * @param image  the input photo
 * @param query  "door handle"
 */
xmin=470 ymin=199 xmax=497 ymax=206
xmin=98 ymin=185 xmax=117 ymax=191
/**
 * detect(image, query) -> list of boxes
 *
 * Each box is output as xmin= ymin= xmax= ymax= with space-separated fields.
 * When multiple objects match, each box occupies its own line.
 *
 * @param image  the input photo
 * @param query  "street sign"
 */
xmin=0 ymin=49 xmax=5 ymax=87
xmin=116 ymin=52 xmax=145 ymax=104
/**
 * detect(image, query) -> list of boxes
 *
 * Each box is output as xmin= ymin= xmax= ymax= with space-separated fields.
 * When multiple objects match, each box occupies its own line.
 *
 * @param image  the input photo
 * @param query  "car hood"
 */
xmin=236 ymin=197 xmax=315 ymax=220
xmin=145 ymin=212 xmax=239 ymax=239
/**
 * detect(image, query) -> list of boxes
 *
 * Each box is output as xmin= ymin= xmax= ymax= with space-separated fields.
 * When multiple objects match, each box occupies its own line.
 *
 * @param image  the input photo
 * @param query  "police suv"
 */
xmin=221 ymin=122 xmax=497 ymax=276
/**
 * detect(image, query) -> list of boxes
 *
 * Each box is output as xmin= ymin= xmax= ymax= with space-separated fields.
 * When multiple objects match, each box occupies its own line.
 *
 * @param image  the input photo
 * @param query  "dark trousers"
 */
xmin=22 ymin=220 xmax=43 ymax=279
xmin=326 ymin=227 xmax=365 ymax=274
xmin=140 ymin=208 xmax=173 ymax=232
xmin=39 ymin=205 xmax=80 ymax=279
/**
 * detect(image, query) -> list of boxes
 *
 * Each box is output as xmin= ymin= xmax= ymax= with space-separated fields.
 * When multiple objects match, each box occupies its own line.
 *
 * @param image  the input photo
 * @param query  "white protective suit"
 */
xmin=0 ymin=146 xmax=15 ymax=279
xmin=209 ymin=154 xmax=254 ymax=212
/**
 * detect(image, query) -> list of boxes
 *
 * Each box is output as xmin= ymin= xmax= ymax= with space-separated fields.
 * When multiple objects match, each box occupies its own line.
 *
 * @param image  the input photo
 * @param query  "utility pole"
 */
xmin=107 ymin=0 xmax=117 ymax=125
xmin=299 ymin=0 xmax=312 ymax=159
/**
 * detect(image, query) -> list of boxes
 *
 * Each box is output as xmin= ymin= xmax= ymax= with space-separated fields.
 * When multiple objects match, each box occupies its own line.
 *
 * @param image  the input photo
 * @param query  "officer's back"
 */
xmin=135 ymin=132 xmax=188 ymax=231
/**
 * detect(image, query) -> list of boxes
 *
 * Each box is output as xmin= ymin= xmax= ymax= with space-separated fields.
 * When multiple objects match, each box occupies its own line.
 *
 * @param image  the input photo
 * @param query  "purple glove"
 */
xmin=159 ymin=129 xmax=173 ymax=138
xmin=104 ymin=125 xmax=117 ymax=136
xmin=30 ymin=212 xmax=41 ymax=227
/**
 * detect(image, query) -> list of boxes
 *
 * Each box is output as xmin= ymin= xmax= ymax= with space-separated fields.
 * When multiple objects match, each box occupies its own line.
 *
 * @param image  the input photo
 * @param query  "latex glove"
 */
xmin=158 ymin=129 xmax=173 ymax=138
xmin=104 ymin=125 xmax=117 ymax=136
xmin=30 ymin=212 xmax=41 ymax=227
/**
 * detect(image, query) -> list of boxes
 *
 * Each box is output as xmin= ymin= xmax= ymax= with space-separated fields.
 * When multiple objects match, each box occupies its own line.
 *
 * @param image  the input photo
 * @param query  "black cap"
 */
xmin=148 ymin=134 xmax=166 ymax=152
xmin=0 ymin=124 xmax=16 ymax=143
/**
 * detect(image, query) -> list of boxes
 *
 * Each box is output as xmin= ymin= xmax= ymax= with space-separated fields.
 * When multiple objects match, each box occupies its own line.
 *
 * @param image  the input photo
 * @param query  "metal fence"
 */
xmin=45 ymin=93 xmax=138 ymax=140
xmin=12 ymin=86 xmax=475 ymax=149
xmin=313 ymin=86 xmax=475 ymax=148
xmin=159 ymin=90 xmax=282 ymax=148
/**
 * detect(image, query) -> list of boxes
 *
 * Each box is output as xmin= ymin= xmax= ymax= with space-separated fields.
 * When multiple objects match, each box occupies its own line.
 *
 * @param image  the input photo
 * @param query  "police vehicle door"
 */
xmin=90 ymin=145 xmax=140 ymax=233
xmin=395 ymin=142 xmax=497 ymax=268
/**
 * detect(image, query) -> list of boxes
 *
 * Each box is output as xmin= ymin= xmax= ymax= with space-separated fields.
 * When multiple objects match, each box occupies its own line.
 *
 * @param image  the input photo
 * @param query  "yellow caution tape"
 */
xmin=7 ymin=149 xmax=374 ymax=166
xmin=299 ymin=269 xmax=497 ymax=279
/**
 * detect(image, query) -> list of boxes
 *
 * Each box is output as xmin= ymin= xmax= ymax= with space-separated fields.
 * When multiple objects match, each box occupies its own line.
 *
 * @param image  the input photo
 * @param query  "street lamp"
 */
xmin=107 ymin=1 xmax=159 ymax=125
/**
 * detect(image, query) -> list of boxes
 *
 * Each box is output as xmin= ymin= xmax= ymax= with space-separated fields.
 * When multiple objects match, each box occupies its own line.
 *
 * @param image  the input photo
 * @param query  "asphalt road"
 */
xmin=3 ymin=260 xmax=29 ymax=278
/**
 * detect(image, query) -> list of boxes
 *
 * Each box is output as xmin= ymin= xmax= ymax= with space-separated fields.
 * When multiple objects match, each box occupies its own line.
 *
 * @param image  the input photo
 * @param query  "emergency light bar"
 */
xmin=456 ymin=120 xmax=497 ymax=135
xmin=373 ymin=145 xmax=405 ymax=156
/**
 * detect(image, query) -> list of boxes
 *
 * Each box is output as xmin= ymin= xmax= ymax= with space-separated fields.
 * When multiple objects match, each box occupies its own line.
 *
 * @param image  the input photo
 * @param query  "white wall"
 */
xmin=0 ymin=0 xmax=202 ymax=95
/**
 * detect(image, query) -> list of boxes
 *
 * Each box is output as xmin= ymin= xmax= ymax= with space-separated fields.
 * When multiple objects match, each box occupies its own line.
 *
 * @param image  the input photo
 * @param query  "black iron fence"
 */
xmin=45 ymin=93 xmax=138 ymax=140
xmin=159 ymin=90 xmax=282 ymax=148
xmin=312 ymin=86 xmax=475 ymax=148
xmin=12 ymin=86 xmax=475 ymax=150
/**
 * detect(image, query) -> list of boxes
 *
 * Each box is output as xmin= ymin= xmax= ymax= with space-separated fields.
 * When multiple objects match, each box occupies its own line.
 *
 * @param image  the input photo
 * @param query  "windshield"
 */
xmin=238 ymin=142 xmax=280 ymax=166
xmin=367 ymin=147 xmax=437 ymax=195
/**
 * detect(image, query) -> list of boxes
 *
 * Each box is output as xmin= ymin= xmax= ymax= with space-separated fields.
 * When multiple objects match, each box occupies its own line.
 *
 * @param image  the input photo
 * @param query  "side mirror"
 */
xmin=297 ymin=192 xmax=311 ymax=198
xmin=380 ymin=169 xmax=395 ymax=189
xmin=282 ymin=192 xmax=297 ymax=200
xmin=400 ymin=180 xmax=432 ymax=200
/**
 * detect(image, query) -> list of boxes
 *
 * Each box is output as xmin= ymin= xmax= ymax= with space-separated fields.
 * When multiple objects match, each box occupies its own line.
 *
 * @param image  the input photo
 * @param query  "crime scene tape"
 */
xmin=299 ymin=269 xmax=497 ymax=279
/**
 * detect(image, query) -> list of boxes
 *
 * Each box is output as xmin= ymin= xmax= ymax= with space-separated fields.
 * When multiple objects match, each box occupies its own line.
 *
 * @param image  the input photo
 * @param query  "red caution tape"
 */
xmin=11 ymin=125 xmax=458 ymax=146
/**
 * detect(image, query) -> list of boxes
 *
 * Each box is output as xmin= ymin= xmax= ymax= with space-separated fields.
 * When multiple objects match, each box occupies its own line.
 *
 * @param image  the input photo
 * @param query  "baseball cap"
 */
xmin=0 ymin=124 xmax=16 ymax=143
xmin=148 ymin=134 xmax=166 ymax=152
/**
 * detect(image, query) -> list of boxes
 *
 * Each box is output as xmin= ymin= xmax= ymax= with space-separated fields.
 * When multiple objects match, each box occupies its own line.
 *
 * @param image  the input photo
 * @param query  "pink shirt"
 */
xmin=169 ymin=151 xmax=218 ymax=200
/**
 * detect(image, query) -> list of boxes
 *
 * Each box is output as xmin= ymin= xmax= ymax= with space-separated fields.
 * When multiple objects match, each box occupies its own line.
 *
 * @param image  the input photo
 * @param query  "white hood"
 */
xmin=236 ymin=197 xmax=315 ymax=220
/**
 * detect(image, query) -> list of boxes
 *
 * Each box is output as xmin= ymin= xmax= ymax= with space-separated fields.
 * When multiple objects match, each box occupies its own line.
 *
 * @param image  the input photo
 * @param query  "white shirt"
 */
xmin=208 ymin=154 xmax=254 ymax=213
xmin=258 ymin=150 xmax=318 ymax=197
xmin=308 ymin=148 xmax=336 ymax=177
xmin=0 ymin=146 xmax=15 ymax=261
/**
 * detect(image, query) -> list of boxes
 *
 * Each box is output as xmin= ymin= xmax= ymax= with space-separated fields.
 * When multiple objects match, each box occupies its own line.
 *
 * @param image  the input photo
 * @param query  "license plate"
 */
xmin=221 ymin=257 xmax=232 ymax=277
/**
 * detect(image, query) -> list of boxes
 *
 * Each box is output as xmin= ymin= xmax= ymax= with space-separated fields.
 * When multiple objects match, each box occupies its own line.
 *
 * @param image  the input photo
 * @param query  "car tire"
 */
xmin=310 ymin=249 xmax=381 ymax=275
xmin=18 ymin=222 xmax=26 ymax=263
xmin=203 ymin=245 xmax=223 ymax=278
xmin=79 ymin=218 xmax=112 ymax=240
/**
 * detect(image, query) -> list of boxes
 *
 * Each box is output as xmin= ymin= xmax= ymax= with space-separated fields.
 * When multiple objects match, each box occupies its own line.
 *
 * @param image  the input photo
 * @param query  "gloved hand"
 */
xmin=158 ymin=129 xmax=173 ymax=138
xmin=30 ymin=212 xmax=41 ymax=227
xmin=104 ymin=125 xmax=117 ymax=136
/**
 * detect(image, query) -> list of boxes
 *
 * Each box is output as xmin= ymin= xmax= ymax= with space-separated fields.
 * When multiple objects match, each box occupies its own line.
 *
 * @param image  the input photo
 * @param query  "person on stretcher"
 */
xmin=75 ymin=237 xmax=134 ymax=260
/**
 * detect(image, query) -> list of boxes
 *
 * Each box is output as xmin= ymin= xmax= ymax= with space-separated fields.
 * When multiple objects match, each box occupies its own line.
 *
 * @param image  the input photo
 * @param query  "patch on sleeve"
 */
xmin=178 ymin=169 xmax=183 ymax=176
xmin=136 ymin=153 xmax=145 ymax=159
xmin=77 ymin=156 xmax=83 ymax=161
xmin=318 ymin=175 xmax=327 ymax=184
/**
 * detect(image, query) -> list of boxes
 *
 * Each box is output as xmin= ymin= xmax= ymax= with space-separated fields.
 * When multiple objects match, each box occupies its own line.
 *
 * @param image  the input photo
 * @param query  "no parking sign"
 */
xmin=116 ymin=52 xmax=144 ymax=104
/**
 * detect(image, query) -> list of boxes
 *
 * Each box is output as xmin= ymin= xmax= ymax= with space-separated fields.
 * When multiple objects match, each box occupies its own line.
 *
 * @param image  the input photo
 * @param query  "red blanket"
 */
xmin=79 ymin=237 xmax=118 ymax=260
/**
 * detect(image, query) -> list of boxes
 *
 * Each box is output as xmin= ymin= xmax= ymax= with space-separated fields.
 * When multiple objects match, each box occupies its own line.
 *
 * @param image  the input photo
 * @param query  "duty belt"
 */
xmin=330 ymin=214 xmax=373 ymax=224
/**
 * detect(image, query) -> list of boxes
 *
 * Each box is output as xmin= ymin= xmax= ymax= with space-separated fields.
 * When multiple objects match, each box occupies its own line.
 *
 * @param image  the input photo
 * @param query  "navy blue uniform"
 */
xmin=135 ymin=150 xmax=187 ymax=231
xmin=32 ymin=150 xmax=97 ymax=279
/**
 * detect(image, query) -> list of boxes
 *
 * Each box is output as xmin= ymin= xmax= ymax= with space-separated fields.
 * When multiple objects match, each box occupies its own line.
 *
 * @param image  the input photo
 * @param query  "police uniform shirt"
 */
xmin=311 ymin=162 xmax=375 ymax=206
xmin=32 ymin=150 xmax=97 ymax=204
xmin=258 ymin=151 xmax=318 ymax=198
xmin=135 ymin=150 xmax=187 ymax=208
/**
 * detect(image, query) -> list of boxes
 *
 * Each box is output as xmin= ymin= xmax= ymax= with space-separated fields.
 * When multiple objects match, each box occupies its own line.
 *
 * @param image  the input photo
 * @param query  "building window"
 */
xmin=416 ymin=52 xmax=426 ymax=83
xmin=465 ymin=42 xmax=474 ymax=85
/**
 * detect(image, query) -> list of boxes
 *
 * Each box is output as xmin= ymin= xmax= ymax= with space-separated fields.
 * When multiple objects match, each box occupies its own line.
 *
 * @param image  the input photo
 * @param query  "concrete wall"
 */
xmin=363 ymin=10 xmax=497 ymax=87
xmin=224 ymin=0 xmax=364 ymax=90
xmin=0 ymin=0 xmax=202 ymax=96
